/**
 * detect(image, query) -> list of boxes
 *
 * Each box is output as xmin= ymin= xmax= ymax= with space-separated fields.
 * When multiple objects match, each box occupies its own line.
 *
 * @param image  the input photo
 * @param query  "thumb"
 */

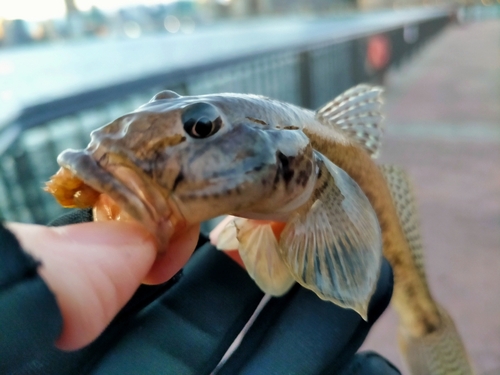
xmin=7 ymin=222 xmax=157 ymax=350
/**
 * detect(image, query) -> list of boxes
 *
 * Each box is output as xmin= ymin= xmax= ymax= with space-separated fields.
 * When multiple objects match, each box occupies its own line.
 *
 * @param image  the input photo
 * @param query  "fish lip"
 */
xmin=57 ymin=149 xmax=181 ymax=245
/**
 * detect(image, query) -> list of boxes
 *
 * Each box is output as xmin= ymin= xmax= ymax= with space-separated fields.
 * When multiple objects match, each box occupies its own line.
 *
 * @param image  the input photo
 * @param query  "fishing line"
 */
xmin=210 ymin=293 xmax=272 ymax=375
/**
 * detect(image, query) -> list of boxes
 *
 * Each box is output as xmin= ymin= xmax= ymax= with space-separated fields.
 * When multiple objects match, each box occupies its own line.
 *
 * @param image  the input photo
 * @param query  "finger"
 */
xmin=7 ymin=222 xmax=157 ymax=351
xmin=142 ymin=223 xmax=200 ymax=285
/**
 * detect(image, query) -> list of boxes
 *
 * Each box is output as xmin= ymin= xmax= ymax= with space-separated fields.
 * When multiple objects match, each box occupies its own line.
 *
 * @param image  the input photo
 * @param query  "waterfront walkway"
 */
xmin=362 ymin=19 xmax=500 ymax=375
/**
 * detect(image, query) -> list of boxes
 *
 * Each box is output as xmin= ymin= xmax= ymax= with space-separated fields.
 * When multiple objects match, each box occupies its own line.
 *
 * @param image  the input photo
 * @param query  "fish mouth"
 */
xmin=55 ymin=149 xmax=185 ymax=249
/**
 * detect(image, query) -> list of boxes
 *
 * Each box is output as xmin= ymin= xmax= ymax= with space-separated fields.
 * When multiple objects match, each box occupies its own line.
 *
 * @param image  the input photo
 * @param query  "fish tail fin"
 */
xmin=379 ymin=165 xmax=475 ymax=375
xmin=398 ymin=305 xmax=475 ymax=375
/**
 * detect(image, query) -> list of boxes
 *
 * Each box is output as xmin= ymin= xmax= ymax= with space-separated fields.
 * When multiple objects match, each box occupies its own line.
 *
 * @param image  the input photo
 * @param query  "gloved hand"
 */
xmin=0 ymin=209 xmax=400 ymax=375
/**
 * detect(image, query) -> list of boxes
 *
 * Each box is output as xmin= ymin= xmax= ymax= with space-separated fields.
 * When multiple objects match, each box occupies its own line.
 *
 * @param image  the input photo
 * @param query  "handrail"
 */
xmin=2 ymin=8 xmax=451 ymax=136
xmin=0 ymin=9 xmax=452 ymax=223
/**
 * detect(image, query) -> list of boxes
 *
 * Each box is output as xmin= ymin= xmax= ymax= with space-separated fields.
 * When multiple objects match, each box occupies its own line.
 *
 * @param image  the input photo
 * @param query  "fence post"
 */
xmin=299 ymin=51 xmax=313 ymax=109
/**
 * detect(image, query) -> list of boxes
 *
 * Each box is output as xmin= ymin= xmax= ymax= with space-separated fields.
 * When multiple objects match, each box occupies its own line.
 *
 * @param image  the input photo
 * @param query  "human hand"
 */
xmin=6 ymin=220 xmax=200 ymax=350
xmin=1 ymin=210 xmax=399 ymax=375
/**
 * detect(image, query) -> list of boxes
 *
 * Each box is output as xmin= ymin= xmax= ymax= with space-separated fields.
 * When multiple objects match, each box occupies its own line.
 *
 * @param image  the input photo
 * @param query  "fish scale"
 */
xmin=378 ymin=165 xmax=428 ymax=286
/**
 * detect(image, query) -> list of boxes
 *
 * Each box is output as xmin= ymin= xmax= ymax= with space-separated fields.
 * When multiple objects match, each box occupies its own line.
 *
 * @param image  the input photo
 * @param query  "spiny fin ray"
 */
xmin=316 ymin=84 xmax=384 ymax=158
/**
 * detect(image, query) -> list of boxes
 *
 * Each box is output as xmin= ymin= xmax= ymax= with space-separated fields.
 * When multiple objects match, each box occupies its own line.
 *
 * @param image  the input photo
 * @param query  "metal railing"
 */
xmin=0 ymin=12 xmax=451 ymax=224
xmin=461 ymin=4 xmax=500 ymax=21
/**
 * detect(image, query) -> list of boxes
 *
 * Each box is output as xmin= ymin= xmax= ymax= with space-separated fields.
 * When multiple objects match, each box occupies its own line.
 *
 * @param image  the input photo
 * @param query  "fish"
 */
xmin=45 ymin=85 xmax=474 ymax=374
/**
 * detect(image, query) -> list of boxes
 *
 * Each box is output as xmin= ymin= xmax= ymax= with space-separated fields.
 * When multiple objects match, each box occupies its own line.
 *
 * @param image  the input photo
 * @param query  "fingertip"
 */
xmin=9 ymin=221 xmax=159 ymax=350
xmin=143 ymin=224 xmax=200 ymax=285
xmin=7 ymin=221 xmax=199 ymax=349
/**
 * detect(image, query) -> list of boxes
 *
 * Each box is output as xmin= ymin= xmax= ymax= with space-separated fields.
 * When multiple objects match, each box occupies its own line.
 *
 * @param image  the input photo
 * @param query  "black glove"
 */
xmin=0 ymin=210 xmax=400 ymax=375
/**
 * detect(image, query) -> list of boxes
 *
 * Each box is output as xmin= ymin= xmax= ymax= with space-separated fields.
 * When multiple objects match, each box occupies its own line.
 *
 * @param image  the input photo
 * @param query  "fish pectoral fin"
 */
xmin=235 ymin=219 xmax=295 ymax=296
xmin=279 ymin=153 xmax=383 ymax=319
xmin=214 ymin=217 xmax=294 ymax=296
xmin=315 ymin=84 xmax=384 ymax=158
xmin=215 ymin=216 xmax=241 ymax=251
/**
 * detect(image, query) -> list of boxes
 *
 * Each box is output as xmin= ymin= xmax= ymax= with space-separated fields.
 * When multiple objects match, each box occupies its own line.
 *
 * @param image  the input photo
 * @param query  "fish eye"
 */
xmin=150 ymin=90 xmax=180 ymax=102
xmin=182 ymin=102 xmax=222 ymax=139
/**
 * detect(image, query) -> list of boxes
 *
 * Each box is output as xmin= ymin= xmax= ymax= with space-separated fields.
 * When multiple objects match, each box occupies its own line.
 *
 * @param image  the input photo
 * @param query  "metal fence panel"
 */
xmin=0 ymin=14 xmax=450 ymax=224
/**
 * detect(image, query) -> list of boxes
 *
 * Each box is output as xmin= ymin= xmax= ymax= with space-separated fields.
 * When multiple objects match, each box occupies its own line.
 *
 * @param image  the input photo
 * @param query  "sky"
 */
xmin=0 ymin=0 xmax=180 ymax=22
xmin=0 ymin=0 xmax=66 ymax=21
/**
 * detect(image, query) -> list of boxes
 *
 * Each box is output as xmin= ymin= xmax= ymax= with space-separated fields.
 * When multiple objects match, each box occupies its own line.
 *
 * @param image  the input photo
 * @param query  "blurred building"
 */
xmin=0 ymin=0 xmax=495 ymax=48
xmin=0 ymin=19 xmax=34 ymax=46
xmin=223 ymin=0 xmax=354 ymax=17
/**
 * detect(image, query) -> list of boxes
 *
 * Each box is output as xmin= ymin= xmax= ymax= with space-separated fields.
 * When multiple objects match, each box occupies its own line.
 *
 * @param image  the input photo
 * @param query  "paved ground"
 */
xmin=361 ymin=20 xmax=500 ymax=375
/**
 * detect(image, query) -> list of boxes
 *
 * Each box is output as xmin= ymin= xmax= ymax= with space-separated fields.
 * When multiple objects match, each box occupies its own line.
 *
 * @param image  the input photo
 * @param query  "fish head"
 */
xmin=55 ymin=91 xmax=316 ymax=244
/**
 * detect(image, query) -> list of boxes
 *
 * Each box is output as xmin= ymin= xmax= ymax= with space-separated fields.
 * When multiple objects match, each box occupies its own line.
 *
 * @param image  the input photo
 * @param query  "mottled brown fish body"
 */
xmin=305 ymin=129 xmax=441 ymax=337
xmin=46 ymin=86 xmax=474 ymax=374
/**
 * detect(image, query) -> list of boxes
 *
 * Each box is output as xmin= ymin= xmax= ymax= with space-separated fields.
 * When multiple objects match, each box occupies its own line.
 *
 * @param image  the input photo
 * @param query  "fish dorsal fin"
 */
xmin=279 ymin=152 xmax=382 ymax=319
xmin=217 ymin=217 xmax=295 ymax=296
xmin=315 ymin=84 xmax=384 ymax=158
xmin=379 ymin=164 xmax=428 ymax=285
